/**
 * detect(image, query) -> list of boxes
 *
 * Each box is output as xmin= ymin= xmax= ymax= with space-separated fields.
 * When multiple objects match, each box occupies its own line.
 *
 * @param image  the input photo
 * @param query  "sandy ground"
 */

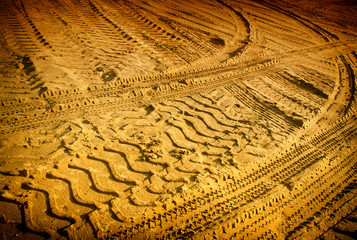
xmin=0 ymin=0 xmax=356 ymax=239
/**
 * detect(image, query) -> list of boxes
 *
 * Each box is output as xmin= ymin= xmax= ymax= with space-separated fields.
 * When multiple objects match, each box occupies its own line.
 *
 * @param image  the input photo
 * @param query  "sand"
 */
xmin=0 ymin=0 xmax=356 ymax=239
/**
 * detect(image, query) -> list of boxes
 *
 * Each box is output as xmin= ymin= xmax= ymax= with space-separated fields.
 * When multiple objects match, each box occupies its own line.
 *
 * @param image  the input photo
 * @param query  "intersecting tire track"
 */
xmin=1 ymin=0 xmax=357 ymax=239
xmin=110 ymin=108 xmax=357 ymax=239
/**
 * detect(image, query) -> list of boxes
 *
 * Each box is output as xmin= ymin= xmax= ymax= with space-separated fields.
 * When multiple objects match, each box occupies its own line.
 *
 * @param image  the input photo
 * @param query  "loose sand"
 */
xmin=0 ymin=0 xmax=356 ymax=239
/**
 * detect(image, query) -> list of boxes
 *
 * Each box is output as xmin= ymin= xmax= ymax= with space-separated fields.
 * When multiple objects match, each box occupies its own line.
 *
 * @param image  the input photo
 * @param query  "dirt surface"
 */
xmin=0 ymin=0 xmax=356 ymax=239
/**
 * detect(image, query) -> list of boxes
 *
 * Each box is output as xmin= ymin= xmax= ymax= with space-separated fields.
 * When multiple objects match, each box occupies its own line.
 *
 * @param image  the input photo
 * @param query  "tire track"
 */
xmin=226 ymin=84 xmax=301 ymax=133
xmin=110 ymin=105 xmax=357 ymax=239
xmin=1 ymin=41 xmax=351 ymax=134
xmin=0 ymin=0 xmax=356 ymax=238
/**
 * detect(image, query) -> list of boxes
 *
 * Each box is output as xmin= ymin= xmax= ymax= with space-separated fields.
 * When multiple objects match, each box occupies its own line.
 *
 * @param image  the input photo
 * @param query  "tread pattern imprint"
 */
xmin=0 ymin=0 xmax=357 ymax=239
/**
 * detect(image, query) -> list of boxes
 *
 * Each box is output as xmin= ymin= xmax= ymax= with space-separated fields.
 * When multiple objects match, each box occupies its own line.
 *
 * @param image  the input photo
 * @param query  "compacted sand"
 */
xmin=0 ymin=0 xmax=356 ymax=239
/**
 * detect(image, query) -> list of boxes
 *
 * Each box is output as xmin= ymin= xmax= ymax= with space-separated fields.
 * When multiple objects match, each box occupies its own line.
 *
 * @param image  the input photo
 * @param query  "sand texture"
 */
xmin=0 ymin=0 xmax=357 ymax=239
